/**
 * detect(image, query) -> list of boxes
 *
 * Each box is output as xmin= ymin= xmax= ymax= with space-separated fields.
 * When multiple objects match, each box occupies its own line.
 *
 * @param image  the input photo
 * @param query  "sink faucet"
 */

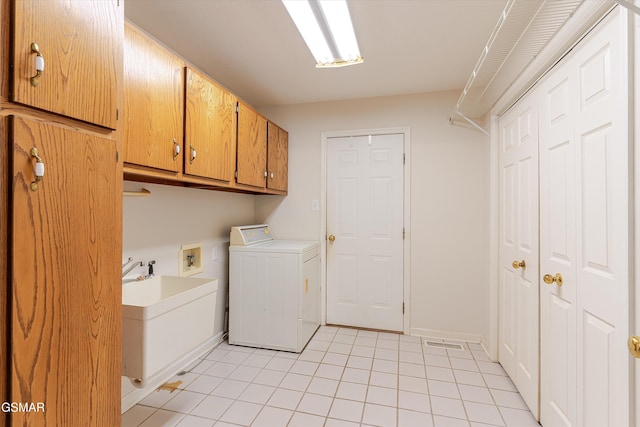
xmin=122 ymin=259 xmax=143 ymax=278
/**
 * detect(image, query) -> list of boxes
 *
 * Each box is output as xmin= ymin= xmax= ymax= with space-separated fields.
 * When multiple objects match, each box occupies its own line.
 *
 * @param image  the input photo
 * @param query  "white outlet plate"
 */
xmin=311 ymin=199 xmax=320 ymax=211
xmin=211 ymin=246 xmax=218 ymax=261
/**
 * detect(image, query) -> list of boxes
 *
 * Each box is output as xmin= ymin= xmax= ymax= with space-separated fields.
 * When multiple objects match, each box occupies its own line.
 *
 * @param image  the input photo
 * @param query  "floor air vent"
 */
xmin=423 ymin=340 xmax=464 ymax=351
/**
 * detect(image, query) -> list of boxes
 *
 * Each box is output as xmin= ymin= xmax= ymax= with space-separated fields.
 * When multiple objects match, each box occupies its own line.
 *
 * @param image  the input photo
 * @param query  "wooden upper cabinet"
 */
xmin=123 ymin=23 xmax=184 ymax=173
xmin=267 ymin=121 xmax=288 ymax=193
xmin=12 ymin=0 xmax=122 ymax=129
xmin=237 ymin=101 xmax=267 ymax=188
xmin=184 ymin=67 xmax=237 ymax=182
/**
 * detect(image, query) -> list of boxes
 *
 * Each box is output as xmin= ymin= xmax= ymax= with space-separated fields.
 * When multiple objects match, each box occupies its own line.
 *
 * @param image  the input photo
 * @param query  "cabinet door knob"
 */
xmin=30 ymin=147 xmax=45 ymax=191
xmin=190 ymin=144 xmax=197 ymax=164
xmin=328 ymin=235 xmax=335 ymax=242
xmin=30 ymin=43 xmax=45 ymax=87
xmin=270 ymin=171 xmax=274 ymax=179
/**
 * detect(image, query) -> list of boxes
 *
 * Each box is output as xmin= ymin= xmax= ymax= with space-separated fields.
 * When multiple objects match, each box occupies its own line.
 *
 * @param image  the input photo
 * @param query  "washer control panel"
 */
xmin=230 ymin=224 xmax=273 ymax=246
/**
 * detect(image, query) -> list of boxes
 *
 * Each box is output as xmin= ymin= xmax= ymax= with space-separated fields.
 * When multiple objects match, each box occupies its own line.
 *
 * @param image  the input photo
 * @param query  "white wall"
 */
xmin=121 ymin=182 xmax=254 ymax=400
xmin=122 ymin=182 xmax=255 ymax=326
xmin=257 ymin=90 xmax=491 ymax=342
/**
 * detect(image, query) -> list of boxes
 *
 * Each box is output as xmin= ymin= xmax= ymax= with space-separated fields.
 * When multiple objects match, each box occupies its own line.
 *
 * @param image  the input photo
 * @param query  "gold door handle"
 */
xmin=512 ymin=260 xmax=526 ymax=269
xmin=543 ymin=273 xmax=563 ymax=287
xmin=172 ymin=138 xmax=180 ymax=160
xmin=30 ymin=43 xmax=44 ymax=87
xmin=328 ymin=235 xmax=335 ymax=242
xmin=629 ymin=336 xmax=640 ymax=358
xmin=30 ymin=147 xmax=45 ymax=191
xmin=190 ymin=144 xmax=197 ymax=164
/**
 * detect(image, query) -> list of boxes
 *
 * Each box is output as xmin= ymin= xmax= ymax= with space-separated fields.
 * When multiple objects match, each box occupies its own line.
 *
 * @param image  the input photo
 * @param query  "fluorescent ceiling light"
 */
xmin=282 ymin=0 xmax=363 ymax=68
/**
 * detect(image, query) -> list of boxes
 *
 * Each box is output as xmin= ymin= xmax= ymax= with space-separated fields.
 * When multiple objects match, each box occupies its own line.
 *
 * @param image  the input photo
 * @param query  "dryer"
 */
xmin=229 ymin=224 xmax=320 ymax=352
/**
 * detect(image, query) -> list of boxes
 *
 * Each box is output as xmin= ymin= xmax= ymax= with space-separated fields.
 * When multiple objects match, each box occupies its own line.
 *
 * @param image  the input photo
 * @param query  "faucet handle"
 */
xmin=147 ymin=260 xmax=156 ymax=276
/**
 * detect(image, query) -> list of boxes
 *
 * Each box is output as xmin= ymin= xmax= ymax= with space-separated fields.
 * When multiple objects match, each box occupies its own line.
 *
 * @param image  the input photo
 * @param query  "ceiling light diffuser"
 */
xmin=282 ymin=0 xmax=363 ymax=68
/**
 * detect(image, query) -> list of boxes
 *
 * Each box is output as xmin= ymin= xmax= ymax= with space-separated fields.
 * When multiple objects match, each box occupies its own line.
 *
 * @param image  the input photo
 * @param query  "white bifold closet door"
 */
xmin=498 ymin=96 xmax=540 ymax=417
xmin=539 ymin=8 xmax=630 ymax=427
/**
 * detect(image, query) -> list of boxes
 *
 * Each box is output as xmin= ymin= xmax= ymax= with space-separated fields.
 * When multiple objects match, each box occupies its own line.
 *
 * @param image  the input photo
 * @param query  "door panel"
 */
xmin=11 ymin=117 xmax=121 ymax=425
xmin=574 ymin=12 xmax=628 ymax=427
xmin=498 ymin=101 xmax=539 ymax=416
xmin=327 ymin=134 xmax=404 ymax=331
xmin=123 ymin=23 xmax=184 ymax=172
xmin=267 ymin=122 xmax=288 ymax=192
xmin=0 ymin=118 xmax=7 ymax=427
xmin=237 ymin=102 xmax=267 ymax=188
xmin=13 ymin=0 xmax=122 ymax=129
xmin=185 ymin=67 xmax=237 ymax=182
xmin=540 ymin=59 xmax=577 ymax=427
xmin=539 ymin=9 xmax=629 ymax=427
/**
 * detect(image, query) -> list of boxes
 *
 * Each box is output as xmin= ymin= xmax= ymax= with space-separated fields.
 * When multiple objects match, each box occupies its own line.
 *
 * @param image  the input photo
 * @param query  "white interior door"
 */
xmin=326 ymin=133 xmax=404 ymax=331
xmin=539 ymin=8 xmax=630 ymax=427
xmin=539 ymin=57 xmax=577 ymax=427
xmin=498 ymin=99 xmax=540 ymax=417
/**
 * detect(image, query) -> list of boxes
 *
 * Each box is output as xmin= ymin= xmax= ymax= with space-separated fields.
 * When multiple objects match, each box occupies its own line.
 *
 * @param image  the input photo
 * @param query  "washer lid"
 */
xmin=230 ymin=224 xmax=273 ymax=246
xmin=229 ymin=240 xmax=320 ymax=254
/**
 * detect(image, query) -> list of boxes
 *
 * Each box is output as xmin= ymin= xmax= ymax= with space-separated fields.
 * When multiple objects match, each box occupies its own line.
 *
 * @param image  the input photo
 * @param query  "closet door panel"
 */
xmin=539 ymin=62 xmax=577 ymax=427
xmin=538 ymin=8 xmax=629 ymax=427
xmin=573 ymin=11 xmax=628 ymax=427
xmin=498 ymin=101 xmax=539 ymax=417
xmin=499 ymin=119 xmax=517 ymax=379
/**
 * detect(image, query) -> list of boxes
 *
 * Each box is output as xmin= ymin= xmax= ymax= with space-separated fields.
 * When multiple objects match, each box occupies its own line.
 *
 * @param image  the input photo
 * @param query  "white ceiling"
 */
xmin=124 ymin=0 xmax=508 ymax=108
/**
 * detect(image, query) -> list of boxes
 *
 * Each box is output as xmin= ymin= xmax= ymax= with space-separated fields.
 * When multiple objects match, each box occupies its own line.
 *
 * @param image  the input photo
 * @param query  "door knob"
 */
xmin=629 ymin=336 xmax=640 ymax=358
xmin=512 ymin=260 xmax=526 ymax=269
xmin=328 ymin=235 xmax=335 ymax=242
xmin=543 ymin=273 xmax=563 ymax=287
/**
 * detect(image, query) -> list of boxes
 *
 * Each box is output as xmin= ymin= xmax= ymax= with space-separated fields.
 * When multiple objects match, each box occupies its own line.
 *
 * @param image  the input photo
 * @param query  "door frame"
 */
xmin=320 ymin=127 xmax=411 ymax=334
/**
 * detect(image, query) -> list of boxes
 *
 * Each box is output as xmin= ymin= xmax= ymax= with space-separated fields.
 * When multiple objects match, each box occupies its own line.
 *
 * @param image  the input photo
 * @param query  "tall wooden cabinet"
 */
xmin=1 ymin=1 xmax=123 ymax=425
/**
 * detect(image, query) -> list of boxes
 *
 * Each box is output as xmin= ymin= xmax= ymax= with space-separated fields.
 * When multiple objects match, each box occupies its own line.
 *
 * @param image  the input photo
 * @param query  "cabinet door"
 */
xmin=184 ymin=67 xmax=237 ymax=182
xmin=267 ymin=121 xmax=288 ymax=192
xmin=12 ymin=0 xmax=122 ymax=129
xmin=123 ymin=23 xmax=183 ymax=173
xmin=0 ymin=118 xmax=7 ymax=427
xmin=237 ymin=102 xmax=267 ymax=188
xmin=11 ymin=117 xmax=121 ymax=425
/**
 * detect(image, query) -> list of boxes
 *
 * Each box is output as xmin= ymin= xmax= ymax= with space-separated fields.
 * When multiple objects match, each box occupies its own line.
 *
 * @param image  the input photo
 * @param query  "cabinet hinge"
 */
xmin=116 ymin=109 xmax=119 ymax=121
xmin=116 ymin=150 xmax=119 ymax=163
xmin=402 ymin=303 xmax=405 ymax=314
xmin=403 ymin=228 xmax=405 ymax=240
xmin=403 ymin=153 xmax=405 ymax=165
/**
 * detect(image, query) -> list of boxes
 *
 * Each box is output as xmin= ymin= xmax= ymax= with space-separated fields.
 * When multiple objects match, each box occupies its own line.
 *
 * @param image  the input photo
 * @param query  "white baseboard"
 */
xmin=121 ymin=331 xmax=224 ymax=414
xmin=479 ymin=336 xmax=498 ymax=362
xmin=410 ymin=327 xmax=484 ymax=344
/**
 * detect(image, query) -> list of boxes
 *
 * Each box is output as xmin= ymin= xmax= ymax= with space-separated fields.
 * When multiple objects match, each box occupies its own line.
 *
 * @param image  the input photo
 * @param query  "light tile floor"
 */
xmin=122 ymin=326 xmax=539 ymax=427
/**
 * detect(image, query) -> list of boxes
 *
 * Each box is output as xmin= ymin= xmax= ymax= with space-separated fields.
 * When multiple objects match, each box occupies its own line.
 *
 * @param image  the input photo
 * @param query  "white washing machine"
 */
xmin=229 ymin=224 xmax=320 ymax=352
